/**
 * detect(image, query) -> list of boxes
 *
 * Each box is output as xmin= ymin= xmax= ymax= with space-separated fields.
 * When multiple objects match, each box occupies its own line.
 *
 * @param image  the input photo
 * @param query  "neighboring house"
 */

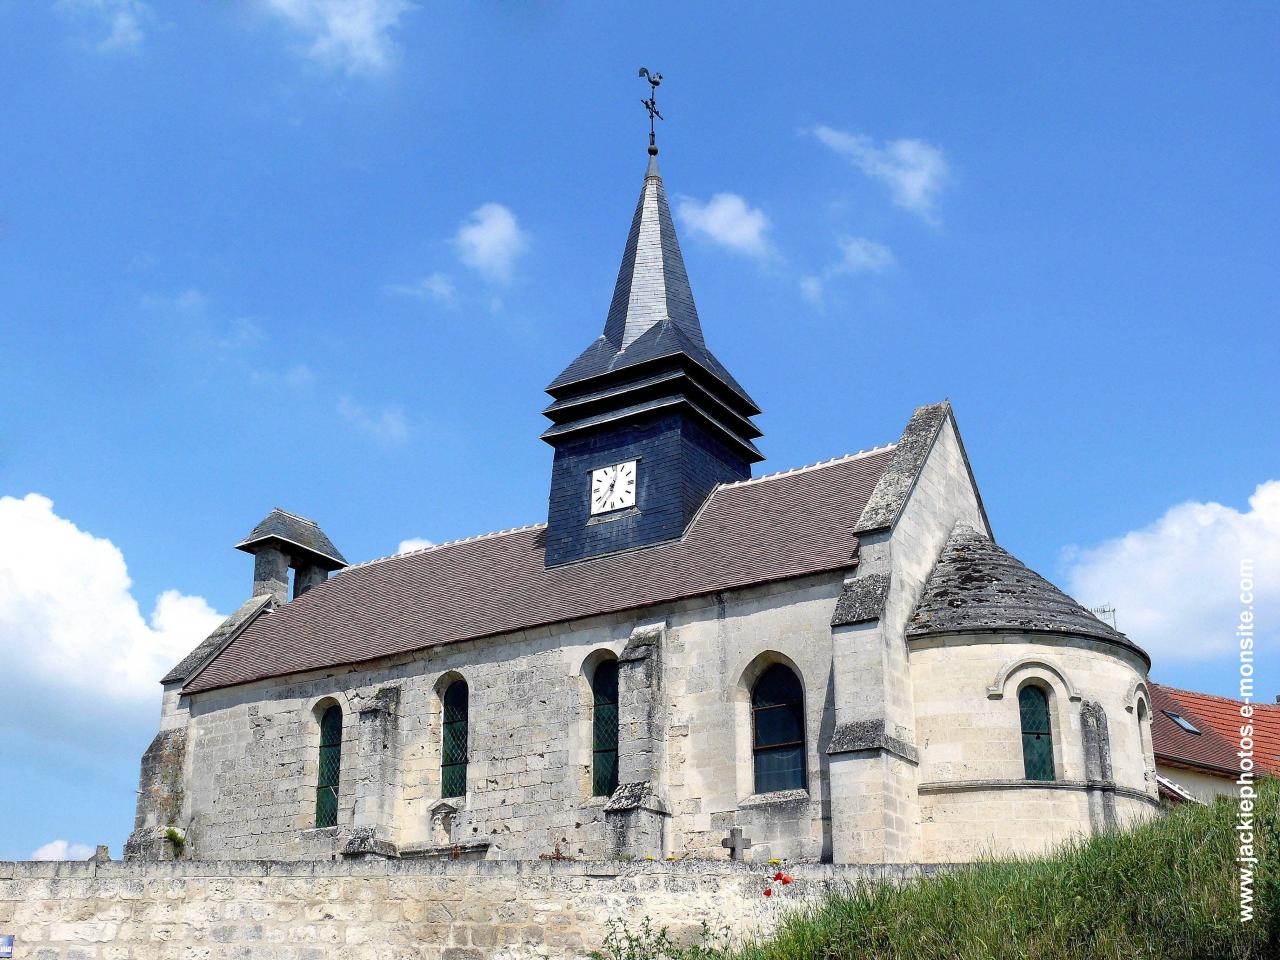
xmin=125 ymin=135 xmax=1163 ymax=866
xmin=1149 ymin=683 xmax=1279 ymax=804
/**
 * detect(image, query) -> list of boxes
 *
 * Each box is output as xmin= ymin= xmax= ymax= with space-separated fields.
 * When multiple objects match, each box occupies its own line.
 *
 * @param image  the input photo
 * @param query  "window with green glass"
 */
xmin=752 ymin=664 xmax=807 ymax=794
xmin=442 ymin=680 xmax=469 ymax=799
xmin=315 ymin=705 xmax=342 ymax=828
xmin=592 ymin=659 xmax=620 ymax=797
xmin=1019 ymin=685 xmax=1055 ymax=781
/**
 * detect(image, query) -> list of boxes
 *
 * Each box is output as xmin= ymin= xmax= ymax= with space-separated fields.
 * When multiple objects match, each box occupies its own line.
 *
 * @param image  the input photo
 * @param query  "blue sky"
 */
xmin=1 ymin=2 xmax=1276 ymax=860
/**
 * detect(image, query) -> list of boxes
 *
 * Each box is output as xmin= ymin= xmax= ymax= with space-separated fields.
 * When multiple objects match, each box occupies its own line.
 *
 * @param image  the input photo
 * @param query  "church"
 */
xmin=126 ymin=122 xmax=1161 ymax=867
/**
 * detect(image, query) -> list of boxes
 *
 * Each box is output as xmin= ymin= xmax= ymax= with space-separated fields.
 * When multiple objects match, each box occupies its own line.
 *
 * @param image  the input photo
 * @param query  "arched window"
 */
xmin=1019 ymin=685 xmax=1055 ymax=781
xmin=315 ymin=704 xmax=342 ymax=828
xmin=591 ymin=659 xmax=620 ymax=797
xmin=442 ymin=679 xmax=469 ymax=799
xmin=752 ymin=664 xmax=807 ymax=793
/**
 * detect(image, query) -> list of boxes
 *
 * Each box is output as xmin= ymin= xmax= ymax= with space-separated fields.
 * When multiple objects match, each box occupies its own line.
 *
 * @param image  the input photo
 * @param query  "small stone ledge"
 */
xmin=587 ymin=506 xmax=641 ymax=526
xmin=399 ymin=840 xmax=491 ymax=861
xmin=918 ymin=778 xmax=1161 ymax=806
xmin=739 ymin=789 xmax=810 ymax=809
xmin=340 ymin=826 xmax=399 ymax=859
xmin=620 ymin=624 xmax=663 ymax=662
xmin=831 ymin=573 xmax=891 ymax=626
xmin=604 ymin=781 xmax=669 ymax=814
xmin=827 ymin=720 xmax=920 ymax=765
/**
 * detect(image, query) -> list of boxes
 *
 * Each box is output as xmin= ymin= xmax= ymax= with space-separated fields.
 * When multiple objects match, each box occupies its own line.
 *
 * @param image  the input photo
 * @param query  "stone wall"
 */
xmin=168 ymin=572 xmax=847 ymax=864
xmin=0 ymin=859 xmax=941 ymax=960
xmin=910 ymin=632 xmax=1160 ymax=861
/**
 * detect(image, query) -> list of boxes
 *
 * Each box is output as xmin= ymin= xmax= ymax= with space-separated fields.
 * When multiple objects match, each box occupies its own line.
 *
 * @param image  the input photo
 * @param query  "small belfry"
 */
xmin=541 ymin=71 xmax=764 ymax=566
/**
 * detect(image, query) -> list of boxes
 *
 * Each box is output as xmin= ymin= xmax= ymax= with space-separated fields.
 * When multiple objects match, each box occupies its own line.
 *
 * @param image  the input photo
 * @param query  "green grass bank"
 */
xmin=604 ymin=778 xmax=1278 ymax=960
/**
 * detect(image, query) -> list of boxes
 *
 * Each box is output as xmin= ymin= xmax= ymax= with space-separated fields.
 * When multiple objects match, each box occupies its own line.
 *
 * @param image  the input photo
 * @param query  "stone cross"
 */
xmin=720 ymin=827 xmax=752 ymax=861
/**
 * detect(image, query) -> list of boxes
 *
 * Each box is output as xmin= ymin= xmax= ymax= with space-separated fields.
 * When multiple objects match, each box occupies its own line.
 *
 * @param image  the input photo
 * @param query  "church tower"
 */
xmin=541 ymin=123 xmax=762 ymax=566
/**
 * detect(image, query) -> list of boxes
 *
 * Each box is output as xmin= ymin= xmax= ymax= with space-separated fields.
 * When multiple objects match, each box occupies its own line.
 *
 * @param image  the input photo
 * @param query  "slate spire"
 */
xmin=600 ymin=150 xmax=705 ymax=353
xmin=545 ymin=148 xmax=761 ymax=426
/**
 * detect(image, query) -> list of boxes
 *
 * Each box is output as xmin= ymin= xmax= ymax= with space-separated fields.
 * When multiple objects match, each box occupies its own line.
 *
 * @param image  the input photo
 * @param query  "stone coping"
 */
xmin=918 ymin=778 xmax=1162 ymax=806
xmin=0 ymin=858 xmax=949 ymax=882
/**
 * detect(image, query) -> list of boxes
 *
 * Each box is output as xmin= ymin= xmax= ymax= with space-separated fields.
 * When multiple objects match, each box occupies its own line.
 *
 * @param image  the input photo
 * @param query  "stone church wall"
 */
xmin=909 ymin=631 xmax=1160 ymax=861
xmin=0 ymin=858 xmax=942 ymax=960
xmin=171 ymin=571 xmax=846 ymax=863
xmin=825 ymin=414 xmax=989 ymax=864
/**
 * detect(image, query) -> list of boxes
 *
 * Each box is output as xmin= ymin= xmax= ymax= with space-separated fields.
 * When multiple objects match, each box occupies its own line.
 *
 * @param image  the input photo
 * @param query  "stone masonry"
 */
xmin=0 ymin=859 xmax=949 ymax=960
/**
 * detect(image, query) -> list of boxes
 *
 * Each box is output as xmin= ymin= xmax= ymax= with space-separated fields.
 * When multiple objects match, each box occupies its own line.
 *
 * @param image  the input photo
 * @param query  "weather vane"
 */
xmin=638 ymin=67 xmax=663 ymax=154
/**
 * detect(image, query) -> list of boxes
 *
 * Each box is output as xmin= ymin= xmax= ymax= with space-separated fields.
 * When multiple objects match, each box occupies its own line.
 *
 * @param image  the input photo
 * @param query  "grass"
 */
xmin=598 ymin=778 xmax=1279 ymax=960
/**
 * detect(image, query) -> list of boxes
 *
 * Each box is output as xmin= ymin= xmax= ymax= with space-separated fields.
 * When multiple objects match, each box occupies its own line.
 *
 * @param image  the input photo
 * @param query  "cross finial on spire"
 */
xmin=638 ymin=67 xmax=663 ymax=156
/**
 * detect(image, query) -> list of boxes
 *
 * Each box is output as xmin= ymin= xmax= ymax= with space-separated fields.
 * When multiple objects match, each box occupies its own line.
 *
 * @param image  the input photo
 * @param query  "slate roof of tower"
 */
xmin=906 ymin=524 xmax=1150 ymax=664
xmin=546 ymin=153 xmax=757 ymax=410
xmin=235 ymin=508 xmax=347 ymax=568
xmin=183 ymin=446 xmax=895 ymax=694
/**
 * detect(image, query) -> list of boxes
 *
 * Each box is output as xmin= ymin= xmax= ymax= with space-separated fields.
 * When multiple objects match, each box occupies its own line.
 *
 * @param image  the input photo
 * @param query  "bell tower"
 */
xmin=542 ymin=78 xmax=763 ymax=567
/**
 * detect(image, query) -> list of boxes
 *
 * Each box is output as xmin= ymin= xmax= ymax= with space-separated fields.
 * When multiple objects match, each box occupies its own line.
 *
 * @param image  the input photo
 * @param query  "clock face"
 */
xmin=590 ymin=460 xmax=638 ymax=514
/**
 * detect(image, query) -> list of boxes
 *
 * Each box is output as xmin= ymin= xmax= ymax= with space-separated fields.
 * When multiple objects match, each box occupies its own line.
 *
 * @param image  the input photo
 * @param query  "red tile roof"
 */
xmin=185 ymin=447 xmax=895 ymax=694
xmin=1151 ymin=683 xmax=1280 ymax=776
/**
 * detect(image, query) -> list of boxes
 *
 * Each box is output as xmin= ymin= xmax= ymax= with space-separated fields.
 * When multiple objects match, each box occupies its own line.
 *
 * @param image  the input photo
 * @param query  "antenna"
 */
xmin=638 ymin=67 xmax=664 ymax=154
xmin=1089 ymin=605 xmax=1117 ymax=629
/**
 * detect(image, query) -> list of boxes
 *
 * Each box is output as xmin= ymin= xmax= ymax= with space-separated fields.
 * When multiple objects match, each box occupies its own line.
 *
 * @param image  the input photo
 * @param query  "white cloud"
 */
xmin=385 ymin=272 xmax=457 ymax=305
xmin=676 ymin=193 xmax=771 ymax=259
xmin=283 ymin=363 xmax=317 ymax=388
xmin=31 ymin=839 xmax=95 ymax=861
xmin=337 ymin=396 xmax=409 ymax=443
xmin=1064 ymin=481 xmax=1280 ymax=663
xmin=813 ymin=125 xmax=949 ymax=223
xmin=799 ymin=275 xmax=824 ymax=307
xmin=396 ymin=538 xmax=434 ymax=553
xmin=58 ymin=0 xmax=149 ymax=53
xmin=455 ymin=203 xmax=528 ymax=284
xmin=799 ymin=236 xmax=895 ymax=307
xmin=0 ymin=494 xmax=224 ymax=703
xmin=141 ymin=288 xmax=208 ymax=314
xmin=259 ymin=0 xmax=414 ymax=75
xmin=834 ymin=236 xmax=896 ymax=274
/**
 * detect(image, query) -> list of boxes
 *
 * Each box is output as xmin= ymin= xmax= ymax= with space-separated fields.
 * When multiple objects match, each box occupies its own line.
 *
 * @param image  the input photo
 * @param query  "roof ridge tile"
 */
xmin=720 ymin=444 xmax=898 ymax=489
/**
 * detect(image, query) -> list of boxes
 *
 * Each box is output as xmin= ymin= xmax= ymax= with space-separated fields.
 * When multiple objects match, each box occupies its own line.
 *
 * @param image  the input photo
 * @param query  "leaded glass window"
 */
xmin=442 ymin=680 xmax=469 ymax=799
xmin=592 ymin=659 xmax=619 ymax=797
xmin=1019 ymin=685 xmax=1055 ymax=781
xmin=315 ymin=705 xmax=342 ymax=828
xmin=752 ymin=664 xmax=806 ymax=794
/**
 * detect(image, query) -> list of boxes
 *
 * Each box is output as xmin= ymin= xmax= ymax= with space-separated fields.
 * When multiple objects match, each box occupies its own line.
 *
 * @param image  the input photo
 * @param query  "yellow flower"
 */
xmin=768 ymin=858 xmax=782 ymax=865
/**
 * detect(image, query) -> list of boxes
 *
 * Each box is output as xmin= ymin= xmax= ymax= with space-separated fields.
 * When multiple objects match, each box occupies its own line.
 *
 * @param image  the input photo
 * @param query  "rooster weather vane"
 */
xmin=638 ymin=67 xmax=663 ymax=154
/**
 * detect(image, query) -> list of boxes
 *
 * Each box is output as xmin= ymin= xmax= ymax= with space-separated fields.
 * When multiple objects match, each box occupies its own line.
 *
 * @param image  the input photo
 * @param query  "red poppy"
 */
xmin=763 ymin=888 xmax=773 ymax=897
xmin=780 ymin=875 xmax=793 ymax=885
xmin=772 ymin=871 xmax=784 ymax=881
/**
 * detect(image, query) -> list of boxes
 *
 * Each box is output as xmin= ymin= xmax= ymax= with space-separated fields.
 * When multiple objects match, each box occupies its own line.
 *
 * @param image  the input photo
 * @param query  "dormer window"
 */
xmin=1163 ymin=710 xmax=1201 ymax=735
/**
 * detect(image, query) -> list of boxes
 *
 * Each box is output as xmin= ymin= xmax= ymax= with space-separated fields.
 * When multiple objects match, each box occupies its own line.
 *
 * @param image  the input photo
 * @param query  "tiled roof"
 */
xmin=235 ymin=508 xmax=347 ymax=568
xmin=160 ymin=594 xmax=272 ymax=685
xmin=907 ymin=524 xmax=1149 ymax=664
xmin=184 ymin=447 xmax=896 ymax=694
xmin=1151 ymin=683 xmax=1278 ymax=775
